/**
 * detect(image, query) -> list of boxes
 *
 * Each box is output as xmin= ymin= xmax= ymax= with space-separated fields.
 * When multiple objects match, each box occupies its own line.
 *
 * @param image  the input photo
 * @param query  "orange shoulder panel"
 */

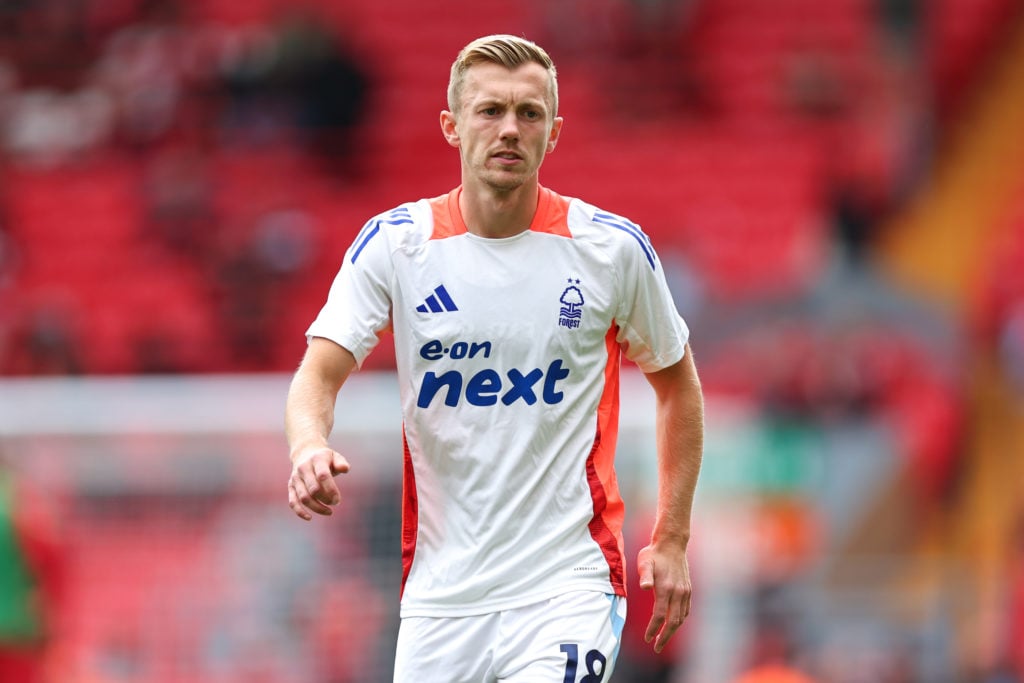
xmin=428 ymin=188 xmax=466 ymax=240
xmin=531 ymin=186 xmax=572 ymax=237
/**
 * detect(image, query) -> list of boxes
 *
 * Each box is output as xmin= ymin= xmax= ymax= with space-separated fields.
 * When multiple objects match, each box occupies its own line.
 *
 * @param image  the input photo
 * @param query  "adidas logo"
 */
xmin=416 ymin=285 xmax=459 ymax=313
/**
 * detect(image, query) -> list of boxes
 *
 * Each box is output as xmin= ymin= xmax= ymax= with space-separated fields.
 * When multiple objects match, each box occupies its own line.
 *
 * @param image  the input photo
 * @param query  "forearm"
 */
xmin=652 ymin=393 xmax=703 ymax=546
xmin=638 ymin=347 xmax=704 ymax=651
xmin=285 ymin=339 xmax=356 ymax=462
xmin=649 ymin=350 xmax=704 ymax=548
xmin=285 ymin=367 xmax=338 ymax=461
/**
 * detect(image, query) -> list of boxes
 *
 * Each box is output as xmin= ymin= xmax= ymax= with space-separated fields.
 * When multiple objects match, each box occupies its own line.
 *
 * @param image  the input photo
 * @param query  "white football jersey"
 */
xmin=307 ymin=186 xmax=689 ymax=617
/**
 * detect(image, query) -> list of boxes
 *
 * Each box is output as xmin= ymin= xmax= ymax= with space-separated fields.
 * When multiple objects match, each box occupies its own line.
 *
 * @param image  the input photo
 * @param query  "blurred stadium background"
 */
xmin=1 ymin=0 xmax=1023 ymax=681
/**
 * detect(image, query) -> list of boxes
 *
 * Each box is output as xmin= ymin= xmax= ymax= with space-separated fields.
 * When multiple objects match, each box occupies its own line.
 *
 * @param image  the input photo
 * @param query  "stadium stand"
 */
xmin=0 ymin=0 xmax=1016 ymax=374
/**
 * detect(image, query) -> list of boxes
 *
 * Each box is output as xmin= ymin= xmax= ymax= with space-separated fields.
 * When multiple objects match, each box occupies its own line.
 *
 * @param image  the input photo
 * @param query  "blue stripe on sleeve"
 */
xmin=350 ymin=220 xmax=380 ymax=264
xmin=349 ymin=207 xmax=413 ymax=264
xmin=593 ymin=212 xmax=657 ymax=270
xmin=383 ymin=207 xmax=413 ymax=226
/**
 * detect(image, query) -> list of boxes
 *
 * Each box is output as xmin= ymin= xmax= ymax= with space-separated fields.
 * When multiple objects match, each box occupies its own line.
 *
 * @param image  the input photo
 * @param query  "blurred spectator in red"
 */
xmin=91 ymin=0 xmax=191 ymax=151
xmin=827 ymin=174 xmax=882 ymax=269
xmin=3 ymin=302 xmax=82 ymax=375
xmin=0 ymin=153 xmax=19 ymax=294
xmin=218 ymin=11 xmax=374 ymax=179
xmin=1 ymin=73 xmax=114 ymax=165
xmin=142 ymin=144 xmax=217 ymax=256
xmin=875 ymin=0 xmax=923 ymax=59
xmin=733 ymin=663 xmax=817 ymax=683
xmin=0 ymin=0 xmax=92 ymax=90
xmin=0 ymin=3 xmax=113 ymax=165
xmin=619 ymin=0 xmax=701 ymax=62
xmin=210 ymin=201 xmax=316 ymax=370
xmin=730 ymin=612 xmax=817 ymax=683
xmin=0 ymin=453 xmax=66 ymax=683
xmin=273 ymin=13 xmax=373 ymax=179
xmin=537 ymin=0 xmax=622 ymax=60
xmin=782 ymin=41 xmax=849 ymax=122
xmin=296 ymin=575 xmax=385 ymax=683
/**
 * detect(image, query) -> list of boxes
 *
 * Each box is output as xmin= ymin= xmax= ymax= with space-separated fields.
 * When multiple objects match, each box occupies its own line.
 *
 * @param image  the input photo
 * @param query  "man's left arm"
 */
xmin=637 ymin=342 xmax=705 ymax=653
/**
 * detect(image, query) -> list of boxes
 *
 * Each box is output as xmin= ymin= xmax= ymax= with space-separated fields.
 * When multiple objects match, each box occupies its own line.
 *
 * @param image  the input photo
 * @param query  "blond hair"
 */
xmin=447 ymin=34 xmax=559 ymax=116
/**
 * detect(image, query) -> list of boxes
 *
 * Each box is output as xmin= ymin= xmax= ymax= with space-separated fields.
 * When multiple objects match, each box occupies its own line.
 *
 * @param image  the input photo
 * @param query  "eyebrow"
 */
xmin=474 ymin=95 xmax=548 ymax=110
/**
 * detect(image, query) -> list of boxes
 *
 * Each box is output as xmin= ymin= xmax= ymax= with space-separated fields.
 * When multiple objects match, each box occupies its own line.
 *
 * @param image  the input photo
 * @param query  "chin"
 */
xmin=486 ymin=166 xmax=537 ymax=189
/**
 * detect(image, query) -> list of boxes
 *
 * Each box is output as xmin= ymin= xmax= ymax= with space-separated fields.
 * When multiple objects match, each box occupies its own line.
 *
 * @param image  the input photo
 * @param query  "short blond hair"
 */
xmin=447 ymin=34 xmax=559 ymax=116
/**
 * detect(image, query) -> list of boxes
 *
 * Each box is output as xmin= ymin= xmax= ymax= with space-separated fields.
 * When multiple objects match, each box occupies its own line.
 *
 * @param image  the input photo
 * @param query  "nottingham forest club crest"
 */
xmin=558 ymin=277 xmax=584 ymax=330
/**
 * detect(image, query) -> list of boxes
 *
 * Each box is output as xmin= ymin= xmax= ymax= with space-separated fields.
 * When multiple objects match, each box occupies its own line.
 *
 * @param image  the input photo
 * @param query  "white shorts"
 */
xmin=394 ymin=590 xmax=627 ymax=682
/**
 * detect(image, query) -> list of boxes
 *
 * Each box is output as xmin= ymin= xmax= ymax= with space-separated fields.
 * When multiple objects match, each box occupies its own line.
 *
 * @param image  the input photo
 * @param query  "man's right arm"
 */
xmin=286 ymin=337 xmax=358 ymax=521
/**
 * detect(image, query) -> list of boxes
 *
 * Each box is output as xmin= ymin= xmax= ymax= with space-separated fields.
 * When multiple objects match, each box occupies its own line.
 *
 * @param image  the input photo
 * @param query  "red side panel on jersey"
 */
xmin=428 ymin=186 xmax=572 ymax=239
xmin=585 ymin=327 xmax=627 ymax=596
xmin=400 ymin=428 xmax=418 ymax=599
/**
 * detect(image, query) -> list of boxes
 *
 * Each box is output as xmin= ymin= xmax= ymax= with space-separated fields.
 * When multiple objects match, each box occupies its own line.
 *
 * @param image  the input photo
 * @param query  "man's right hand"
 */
xmin=288 ymin=447 xmax=350 ymax=521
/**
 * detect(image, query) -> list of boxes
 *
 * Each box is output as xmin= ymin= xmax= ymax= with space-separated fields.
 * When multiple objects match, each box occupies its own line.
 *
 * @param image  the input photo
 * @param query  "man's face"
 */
xmin=442 ymin=62 xmax=563 ymax=192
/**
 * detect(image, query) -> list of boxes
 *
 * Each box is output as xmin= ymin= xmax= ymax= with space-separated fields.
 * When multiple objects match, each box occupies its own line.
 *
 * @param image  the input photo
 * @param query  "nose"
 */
xmin=498 ymin=111 xmax=520 ymax=142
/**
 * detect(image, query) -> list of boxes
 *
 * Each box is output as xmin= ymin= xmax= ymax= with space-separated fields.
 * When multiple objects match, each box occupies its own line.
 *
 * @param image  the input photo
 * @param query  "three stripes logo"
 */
xmin=416 ymin=285 xmax=459 ymax=313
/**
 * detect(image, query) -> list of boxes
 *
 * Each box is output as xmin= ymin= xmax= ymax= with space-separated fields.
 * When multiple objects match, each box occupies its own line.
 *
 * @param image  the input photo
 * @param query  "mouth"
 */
xmin=491 ymin=151 xmax=523 ymax=164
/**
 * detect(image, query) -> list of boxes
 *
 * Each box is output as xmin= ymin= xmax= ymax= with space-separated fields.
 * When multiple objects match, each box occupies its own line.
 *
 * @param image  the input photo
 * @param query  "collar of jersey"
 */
xmin=429 ymin=185 xmax=571 ymax=240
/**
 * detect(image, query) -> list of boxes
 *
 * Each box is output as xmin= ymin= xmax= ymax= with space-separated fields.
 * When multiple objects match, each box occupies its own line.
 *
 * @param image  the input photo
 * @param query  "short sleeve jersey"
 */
xmin=307 ymin=186 xmax=689 ymax=617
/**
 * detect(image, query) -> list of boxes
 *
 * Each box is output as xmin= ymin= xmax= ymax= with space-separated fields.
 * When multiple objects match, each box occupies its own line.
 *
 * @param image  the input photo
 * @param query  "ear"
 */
xmin=440 ymin=110 xmax=460 ymax=148
xmin=546 ymin=116 xmax=564 ymax=154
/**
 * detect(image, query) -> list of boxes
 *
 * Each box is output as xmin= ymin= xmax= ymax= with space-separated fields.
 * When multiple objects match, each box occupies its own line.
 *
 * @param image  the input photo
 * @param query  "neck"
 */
xmin=459 ymin=179 xmax=540 ymax=239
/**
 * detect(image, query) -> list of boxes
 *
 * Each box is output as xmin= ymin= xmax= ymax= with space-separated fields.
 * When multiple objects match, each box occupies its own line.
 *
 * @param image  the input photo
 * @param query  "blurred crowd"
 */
xmin=0 ymin=0 xmax=375 ymax=374
xmin=0 ymin=0 xmax=372 ymax=165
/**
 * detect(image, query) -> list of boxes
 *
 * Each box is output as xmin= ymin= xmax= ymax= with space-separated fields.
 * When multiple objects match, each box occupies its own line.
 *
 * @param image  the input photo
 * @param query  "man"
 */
xmin=286 ymin=34 xmax=704 ymax=682
xmin=0 ymin=456 xmax=64 ymax=683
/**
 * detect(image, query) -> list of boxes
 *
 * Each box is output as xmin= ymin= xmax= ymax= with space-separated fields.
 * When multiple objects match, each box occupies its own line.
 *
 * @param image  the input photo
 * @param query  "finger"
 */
xmin=312 ymin=458 xmax=341 ymax=504
xmin=638 ymin=556 xmax=655 ymax=591
xmin=654 ymin=592 xmax=685 ymax=653
xmin=644 ymin=591 xmax=668 ymax=644
xmin=656 ymin=577 xmax=694 ymax=653
xmin=288 ymin=484 xmax=313 ymax=521
xmin=299 ymin=463 xmax=322 ymax=499
xmin=645 ymin=611 xmax=665 ymax=646
xmin=654 ymin=622 xmax=681 ymax=653
xmin=331 ymin=451 xmax=351 ymax=475
xmin=290 ymin=477 xmax=334 ymax=517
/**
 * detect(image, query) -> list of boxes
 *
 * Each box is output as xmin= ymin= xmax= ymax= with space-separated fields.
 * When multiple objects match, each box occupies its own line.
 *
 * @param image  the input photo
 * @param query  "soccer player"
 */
xmin=286 ymin=34 xmax=704 ymax=682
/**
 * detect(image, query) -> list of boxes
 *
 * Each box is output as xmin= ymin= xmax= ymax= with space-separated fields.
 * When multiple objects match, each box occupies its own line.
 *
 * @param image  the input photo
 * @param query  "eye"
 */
xmin=481 ymin=107 xmax=499 ymax=116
